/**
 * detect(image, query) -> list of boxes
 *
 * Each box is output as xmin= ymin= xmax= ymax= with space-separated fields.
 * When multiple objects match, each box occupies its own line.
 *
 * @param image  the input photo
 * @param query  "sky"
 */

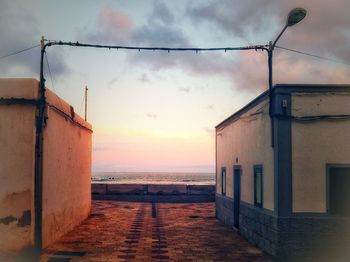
xmin=0 ymin=0 xmax=350 ymax=172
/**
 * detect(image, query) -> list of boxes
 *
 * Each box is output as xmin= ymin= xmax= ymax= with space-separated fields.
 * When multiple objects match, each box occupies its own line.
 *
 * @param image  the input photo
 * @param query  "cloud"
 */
xmin=179 ymin=87 xmax=190 ymax=93
xmin=87 ymin=5 xmax=134 ymax=43
xmin=277 ymin=0 xmax=350 ymax=64
xmin=43 ymin=51 xmax=70 ymax=79
xmin=138 ymin=73 xmax=151 ymax=83
xmin=0 ymin=2 xmax=69 ymax=79
xmin=87 ymin=2 xmax=184 ymax=46
xmin=84 ymin=1 xmax=189 ymax=47
xmin=230 ymin=50 xmax=350 ymax=91
xmin=84 ymin=0 xmax=350 ymax=93
xmin=205 ymin=104 xmax=214 ymax=110
xmin=204 ymin=127 xmax=215 ymax=136
xmin=131 ymin=24 xmax=188 ymax=46
xmin=187 ymin=0 xmax=350 ymax=89
xmin=99 ymin=6 xmax=133 ymax=31
xmin=146 ymin=113 xmax=158 ymax=119
xmin=187 ymin=0 xmax=278 ymax=40
xmin=107 ymin=77 xmax=119 ymax=89
xmin=187 ymin=0 xmax=350 ymax=72
xmin=83 ymin=2 xmax=241 ymax=88
xmin=148 ymin=0 xmax=174 ymax=25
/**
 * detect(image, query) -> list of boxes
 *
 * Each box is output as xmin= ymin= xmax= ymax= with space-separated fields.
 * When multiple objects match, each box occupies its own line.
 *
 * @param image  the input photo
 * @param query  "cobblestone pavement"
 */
xmin=40 ymin=201 xmax=271 ymax=262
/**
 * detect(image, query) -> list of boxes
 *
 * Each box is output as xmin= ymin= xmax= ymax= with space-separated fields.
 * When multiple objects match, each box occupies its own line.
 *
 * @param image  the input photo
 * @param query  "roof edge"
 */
xmin=215 ymin=83 xmax=350 ymax=129
xmin=215 ymin=89 xmax=269 ymax=129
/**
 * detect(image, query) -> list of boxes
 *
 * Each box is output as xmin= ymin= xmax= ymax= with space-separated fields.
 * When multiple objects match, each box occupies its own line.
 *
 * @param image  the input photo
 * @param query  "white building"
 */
xmin=215 ymin=84 xmax=350 ymax=258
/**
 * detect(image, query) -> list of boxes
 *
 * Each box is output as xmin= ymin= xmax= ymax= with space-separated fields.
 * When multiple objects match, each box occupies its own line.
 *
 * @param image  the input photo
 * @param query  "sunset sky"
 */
xmin=1 ymin=0 xmax=350 ymax=172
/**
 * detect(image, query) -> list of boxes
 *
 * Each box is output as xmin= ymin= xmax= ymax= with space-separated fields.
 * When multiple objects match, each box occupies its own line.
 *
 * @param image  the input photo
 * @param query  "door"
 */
xmin=329 ymin=166 xmax=350 ymax=215
xmin=233 ymin=167 xmax=241 ymax=229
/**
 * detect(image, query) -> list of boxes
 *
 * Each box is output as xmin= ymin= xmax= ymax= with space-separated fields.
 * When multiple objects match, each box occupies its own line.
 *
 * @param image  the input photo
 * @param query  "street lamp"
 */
xmin=268 ymin=8 xmax=307 ymax=146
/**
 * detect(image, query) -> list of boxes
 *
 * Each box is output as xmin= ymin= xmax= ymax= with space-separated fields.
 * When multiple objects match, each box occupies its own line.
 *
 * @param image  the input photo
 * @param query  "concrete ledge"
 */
xmin=107 ymin=184 xmax=147 ymax=195
xmin=92 ymin=194 xmax=214 ymax=203
xmin=148 ymin=184 xmax=187 ymax=195
xmin=92 ymin=184 xmax=107 ymax=195
xmin=91 ymin=183 xmax=215 ymax=202
xmin=188 ymin=185 xmax=215 ymax=195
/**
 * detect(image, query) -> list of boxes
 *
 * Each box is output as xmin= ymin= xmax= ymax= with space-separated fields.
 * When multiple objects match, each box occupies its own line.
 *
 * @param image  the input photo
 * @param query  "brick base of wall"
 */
xmin=215 ymin=195 xmax=234 ymax=227
xmin=239 ymin=202 xmax=278 ymax=256
xmin=275 ymin=215 xmax=350 ymax=260
xmin=216 ymin=194 xmax=350 ymax=260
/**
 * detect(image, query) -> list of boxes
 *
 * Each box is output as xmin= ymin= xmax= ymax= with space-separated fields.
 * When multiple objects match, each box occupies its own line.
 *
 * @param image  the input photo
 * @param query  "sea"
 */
xmin=92 ymin=172 xmax=215 ymax=185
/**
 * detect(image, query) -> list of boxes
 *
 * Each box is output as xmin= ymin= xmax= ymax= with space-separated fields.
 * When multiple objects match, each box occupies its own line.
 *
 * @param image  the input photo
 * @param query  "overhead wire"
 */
xmin=292 ymin=114 xmax=350 ymax=122
xmin=44 ymin=52 xmax=55 ymax=91
xmin=0 ymin=44 xmax=40 ymax=60
xmin=36 ymin=40 xmax=350 ymax=123
xmin=276 ymin=45 xmax=350 ymax=67
xmin=1 ymin=41 xmax=349 ymax=68
xmin=44 ymin=52 xmax=65 ymax=111
xmin=45 ymin=40 xmax=270 ymax=53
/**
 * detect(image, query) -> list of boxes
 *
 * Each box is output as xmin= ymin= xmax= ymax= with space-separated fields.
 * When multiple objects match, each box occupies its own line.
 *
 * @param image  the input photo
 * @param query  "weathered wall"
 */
xmin=0 ymin=79 xmax=37 ymax=252
xmin=292 ymin=92 xmax=350 ymax=212
xmin=216 ymin=100 xmax=274 ymax=211
xmin=42 ymin=89 xmax=92 ymax=247
xmin=0 ymin=79 xmax=92 ymax=252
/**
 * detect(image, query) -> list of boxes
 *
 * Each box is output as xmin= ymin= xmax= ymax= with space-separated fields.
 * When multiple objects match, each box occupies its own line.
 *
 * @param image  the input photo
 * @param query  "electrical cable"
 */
xmin=276 ymin=46 xmax=350 ymax=67
xmin=44 ymin=52 xmax=55 ymax=91
xmin=2 ymin=41 xmax=349 ymax=69
xmin=45 ymin=40 xmax=269 ymax=53
xmin=0 ymin=44 xmax=40 ymax=60
xmin=44 ymin=52 xmax=65 ymax=112
xmin=292 ymin=114 xmax=350 ymax=122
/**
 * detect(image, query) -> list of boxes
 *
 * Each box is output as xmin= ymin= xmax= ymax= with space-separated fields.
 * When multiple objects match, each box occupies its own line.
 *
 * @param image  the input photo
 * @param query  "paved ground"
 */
xmin=38 ymin=201 xmax=271 ymax=262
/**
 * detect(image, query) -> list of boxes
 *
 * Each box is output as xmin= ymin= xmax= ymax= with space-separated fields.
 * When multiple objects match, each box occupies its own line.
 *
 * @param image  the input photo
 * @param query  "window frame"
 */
xmin=254 ymin=165 xmax=263 ymax=208
xmin=326 ymin=164 xmax=350 ymax=215
xmin=221 ymin=167 xmax=226 ymax=196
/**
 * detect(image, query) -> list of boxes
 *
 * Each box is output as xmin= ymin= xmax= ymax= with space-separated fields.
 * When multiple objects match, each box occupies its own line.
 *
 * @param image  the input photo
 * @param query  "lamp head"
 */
xmin=287 ymin=8 xmax=307 ymax=27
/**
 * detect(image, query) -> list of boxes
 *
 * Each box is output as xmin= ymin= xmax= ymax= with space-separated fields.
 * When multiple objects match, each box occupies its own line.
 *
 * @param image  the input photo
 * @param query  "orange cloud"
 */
xmin=98 ymin=6 xmax=133 ymax=32
xmin=87 ymin=5 xmax=134 ymax=43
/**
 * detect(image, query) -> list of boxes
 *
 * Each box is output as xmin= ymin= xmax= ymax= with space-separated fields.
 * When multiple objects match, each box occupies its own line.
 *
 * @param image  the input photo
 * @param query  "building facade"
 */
xmin=215 ymin=84 xmax=350 ymax=258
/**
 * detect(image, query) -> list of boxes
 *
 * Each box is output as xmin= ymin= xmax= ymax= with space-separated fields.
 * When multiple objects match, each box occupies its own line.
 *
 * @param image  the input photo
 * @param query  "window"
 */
xmin=328 ymin=166 xmax=350 ymax=215
xmin=254 ymin=166 xmax=263 ymax=208
xmin=221 ymin=167 xmax=226 ymax=196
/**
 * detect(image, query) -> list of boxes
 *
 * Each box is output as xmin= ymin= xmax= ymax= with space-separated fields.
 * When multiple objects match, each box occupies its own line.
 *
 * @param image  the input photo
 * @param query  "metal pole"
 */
xmin=34 ymin=36 xmax=49 ymax=251
xmin=268 ymin=41 xmax=274 ymax=147
xmin=268 ymin=25 xmax=287 ymax=147
xmin=85 ymin=86 xmax=88 ymax=121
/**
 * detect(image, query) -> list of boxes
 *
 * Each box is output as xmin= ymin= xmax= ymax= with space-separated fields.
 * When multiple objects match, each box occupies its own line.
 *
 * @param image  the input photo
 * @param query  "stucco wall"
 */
xmin=0 ymin=79 xmax=92 ymax=252
xmin=216 ymin=100 xmax=274 ymax=211
xmin=42 ymin=89 xmax=92 ymax=247
xmin=292 ymin=92 xmax=350 ymax=212
xmin=0 ymin=79 xmax=38 ymax=252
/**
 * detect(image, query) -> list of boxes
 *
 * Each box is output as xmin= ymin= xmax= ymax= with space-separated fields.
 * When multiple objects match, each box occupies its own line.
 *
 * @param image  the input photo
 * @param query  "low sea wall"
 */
xmin=92 ymin=184 xmax=215 ymax=202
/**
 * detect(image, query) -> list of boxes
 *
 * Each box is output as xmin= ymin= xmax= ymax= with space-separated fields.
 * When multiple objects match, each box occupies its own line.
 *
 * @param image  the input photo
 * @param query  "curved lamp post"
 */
xmin=268 ymin=8 xmax=307 ymax=146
